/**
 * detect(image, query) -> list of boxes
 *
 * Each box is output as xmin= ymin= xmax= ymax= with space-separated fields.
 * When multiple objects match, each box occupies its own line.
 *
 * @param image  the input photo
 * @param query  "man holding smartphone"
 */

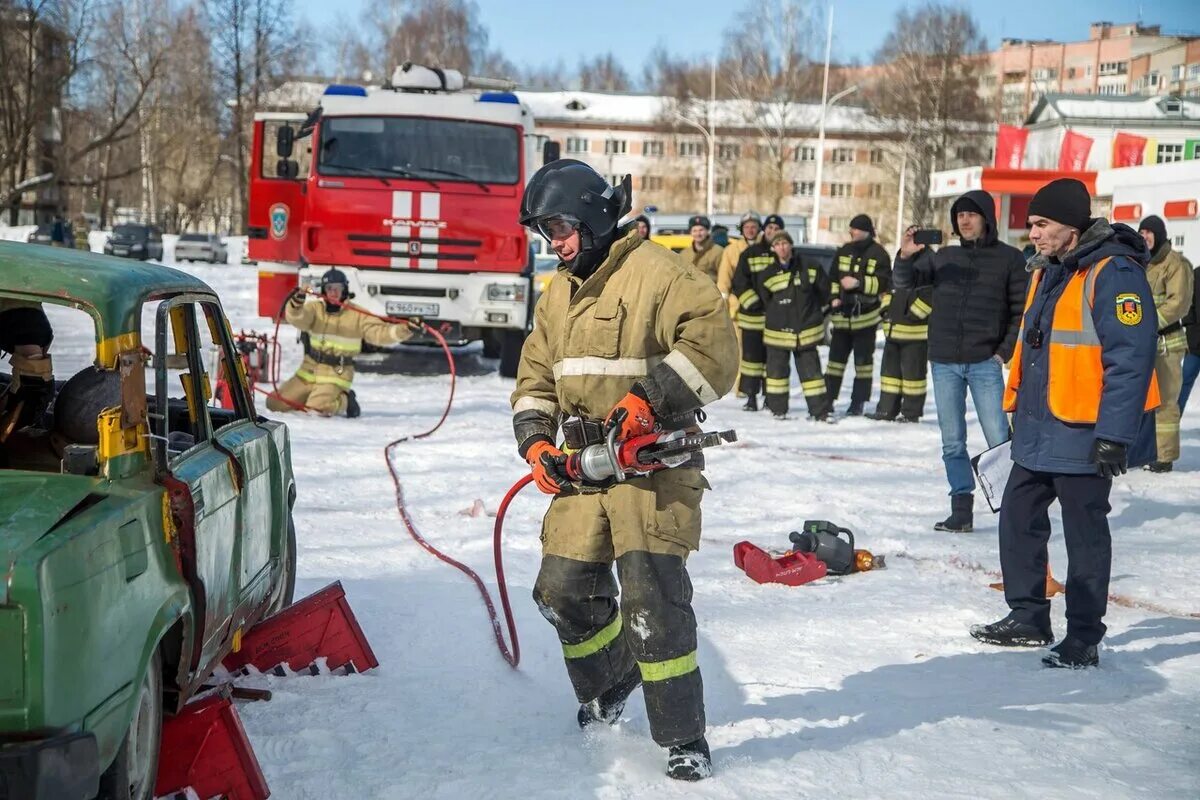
xmin=893 ymin=191 xmax=1028 ymax=533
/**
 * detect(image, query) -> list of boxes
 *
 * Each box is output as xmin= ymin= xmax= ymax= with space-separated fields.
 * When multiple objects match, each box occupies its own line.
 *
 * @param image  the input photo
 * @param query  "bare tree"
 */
xmin=577 ymin=53 xmax=631 ymax=92
xmin=353 ymin=0 xmax=510 ymax=81
xmin=868 ymin=2 xmax=988 ymax=224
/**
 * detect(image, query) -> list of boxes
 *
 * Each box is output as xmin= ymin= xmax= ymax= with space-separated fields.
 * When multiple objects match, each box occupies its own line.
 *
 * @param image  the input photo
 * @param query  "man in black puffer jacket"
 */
xmin=893 ymin=189 xmax=1028 ymax=532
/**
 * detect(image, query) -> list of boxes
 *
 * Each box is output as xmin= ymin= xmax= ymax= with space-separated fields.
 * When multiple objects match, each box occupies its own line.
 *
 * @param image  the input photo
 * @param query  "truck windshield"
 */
xmin=317 ymin=116 xmax=519 ymax=185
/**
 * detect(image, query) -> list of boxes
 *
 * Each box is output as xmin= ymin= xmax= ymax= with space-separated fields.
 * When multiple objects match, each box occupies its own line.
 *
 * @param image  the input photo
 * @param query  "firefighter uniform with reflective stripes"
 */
xmin=511 ymin=229 xmax=737 ymax=748
xmin=875 ymin=247 xmax=933 ymax=420
xmin=731 ymin=241 xmax=775 ymax=398
xmin=761 ymin=252 xmax=835 ymax=417
xmin=267 ymin=296 xmax=413 ymax=416
xmin=1143 ymin=239 xmax=1194 ymax=466
xmin=827 ymin=238 xmax=891 ymax=408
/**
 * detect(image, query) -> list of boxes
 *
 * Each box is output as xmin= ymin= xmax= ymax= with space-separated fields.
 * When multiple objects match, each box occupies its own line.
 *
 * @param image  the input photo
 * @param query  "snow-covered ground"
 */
xmin=20 ymin=241 xmax=1200 ymax=798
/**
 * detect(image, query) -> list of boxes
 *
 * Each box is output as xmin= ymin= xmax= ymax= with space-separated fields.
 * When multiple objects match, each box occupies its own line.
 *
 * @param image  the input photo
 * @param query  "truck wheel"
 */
xmin=268 ymin=513 xmax=298 ymax=615
xmin=498 ymin=329 xmax=526 ymax=379
xmin=482 ymin=330 xmax=501 ymax=359
xmin=96 ymin=650 xmax=162 ymax=800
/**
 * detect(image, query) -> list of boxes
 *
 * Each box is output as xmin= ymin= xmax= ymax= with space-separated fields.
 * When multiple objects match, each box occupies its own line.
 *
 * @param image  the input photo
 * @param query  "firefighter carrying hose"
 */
xmin=266 ymin=268 xmax=419 ymax=417
xmin=511 ymin=159 xmax=736 ymax=780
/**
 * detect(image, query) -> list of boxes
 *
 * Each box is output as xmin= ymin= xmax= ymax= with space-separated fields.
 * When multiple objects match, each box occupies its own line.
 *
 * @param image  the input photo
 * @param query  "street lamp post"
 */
xmin=810 ymin=82 xmax=858 ymax=245
xmin=671 ymin=111 xmax=715 ymax=217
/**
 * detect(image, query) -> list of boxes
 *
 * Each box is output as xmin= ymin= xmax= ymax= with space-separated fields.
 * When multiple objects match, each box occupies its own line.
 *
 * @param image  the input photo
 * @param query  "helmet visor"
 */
xmin=322 ymin=281 xmax=347 ymax=294
xmin=534 ymin=215 xmax=581 ymax=241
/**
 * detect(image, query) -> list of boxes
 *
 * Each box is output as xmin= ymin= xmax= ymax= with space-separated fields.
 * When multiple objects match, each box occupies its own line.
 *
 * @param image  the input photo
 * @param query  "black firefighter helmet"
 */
xmin=319 ymin=267 xmax=354 ymax=304
xmin=519 ymin=159 xmax=632 ymax=254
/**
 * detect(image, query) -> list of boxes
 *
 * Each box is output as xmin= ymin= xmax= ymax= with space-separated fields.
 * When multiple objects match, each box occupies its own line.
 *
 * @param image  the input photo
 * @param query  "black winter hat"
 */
xmin=763 ymin=214 xmax=785 ymax=229
xmin=849 ymin=214 xmax=875 ymax=236
xmin=1138 ymin=214 xmax=1168 ymax=256
xmin=1027 ymin=178 xmax=1091 ymax=232
xmin=687 ymin=215 xmax=712 ymax=230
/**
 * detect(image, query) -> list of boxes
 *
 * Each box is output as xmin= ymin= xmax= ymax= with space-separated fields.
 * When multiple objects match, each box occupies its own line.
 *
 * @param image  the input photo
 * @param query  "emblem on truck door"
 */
xmin=269 ymin=203 xmax=289 ymax=240
xmin=408 ymin=241 xmax=421 ymax=255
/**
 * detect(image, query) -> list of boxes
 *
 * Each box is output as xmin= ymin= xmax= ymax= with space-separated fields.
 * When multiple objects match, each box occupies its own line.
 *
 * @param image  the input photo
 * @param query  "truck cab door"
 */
xmin=248 ymin=113 xmax=309 ymax=265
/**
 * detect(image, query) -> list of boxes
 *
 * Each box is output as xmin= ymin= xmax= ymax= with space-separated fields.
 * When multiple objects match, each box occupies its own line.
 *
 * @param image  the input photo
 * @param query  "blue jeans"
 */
xmin=1180 ymin=352 xmax=1200 ymax=414
xmin=931 ymin=359 xmax=1012 ymax=496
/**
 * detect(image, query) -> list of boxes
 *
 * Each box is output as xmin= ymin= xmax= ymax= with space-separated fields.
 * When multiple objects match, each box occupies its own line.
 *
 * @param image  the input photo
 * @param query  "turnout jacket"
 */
xmin=678 ymin=237 xmax=724 ymax=284
xmin=1144 ymin=240 xmax=1194 ymax=352
xmin=881 ymin=246 xmax=934 ymax=341
xmin=285 ymin=298 xmax=414 ymax=389
xmin=717 ymin=235 xmax=756 ymax=309
xmin=1184 ymin=264 xmax=1200 ymax=355
xmin=511 ymin=230 xmax=737 ymax=456
xmin=893 ymin=189 xmax=1027 ymax=364
xmin=761 ymin=253 xmax=835 ymax=350
xmin=730 ymin=240 xmax=775 ymax=330
xmin=830 ymin=238 xmax=891 ymax=330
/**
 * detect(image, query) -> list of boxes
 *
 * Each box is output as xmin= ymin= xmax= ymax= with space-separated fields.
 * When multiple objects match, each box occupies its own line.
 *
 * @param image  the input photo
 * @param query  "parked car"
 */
xmin=174 ymin=232 xmax=228 ymax=264
xmin=26 ymin=220 xmax=75 ymax=248
xmin=103 ymin=224 xmax=164 ymax=261
xmin=0 ymin=243 xmax=297 ymax=800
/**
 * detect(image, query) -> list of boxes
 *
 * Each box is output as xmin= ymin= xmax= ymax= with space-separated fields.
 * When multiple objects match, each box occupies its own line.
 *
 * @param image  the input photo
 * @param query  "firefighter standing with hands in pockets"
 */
xmin=511 ymin=159 xmax=736 ymax=780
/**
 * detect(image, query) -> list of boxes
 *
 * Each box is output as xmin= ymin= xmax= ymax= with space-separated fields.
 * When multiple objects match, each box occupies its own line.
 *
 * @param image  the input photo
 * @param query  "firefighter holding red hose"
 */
xmin=511 ymin=159 xmax=736 ymax=780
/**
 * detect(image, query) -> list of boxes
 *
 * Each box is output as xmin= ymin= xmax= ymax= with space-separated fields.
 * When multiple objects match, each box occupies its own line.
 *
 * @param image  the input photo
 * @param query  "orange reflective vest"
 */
xmin=1004 ymin=257 xmax=1160 ymax=424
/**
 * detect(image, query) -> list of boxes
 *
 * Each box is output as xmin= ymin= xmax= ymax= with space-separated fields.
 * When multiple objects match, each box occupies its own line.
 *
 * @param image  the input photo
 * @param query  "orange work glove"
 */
xmin=604 ymin=385 xmax=656 ymax=441
xmin=525 ymin=439 xmax=572 ymax=495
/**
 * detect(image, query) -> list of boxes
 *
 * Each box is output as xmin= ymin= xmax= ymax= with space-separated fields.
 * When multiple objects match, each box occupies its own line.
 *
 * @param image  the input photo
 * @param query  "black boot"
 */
xmin=970 ymin=616 xmax=1053 ymax=647
xmin=344 ymin=390 xmax=361 ymax=418
xmin=1146 ymin=461 xmax=1173 ymax=473
xmin=1041 ymin=637 xmax=1099 ymax=669
xmin=577 ymin=665 xmax=642 ymax=729
xmin=934 ymin=493 xmax=973 ymax=532
xmin=846 ymin=401 xmax=864 ymax=416
xmin=866 ymin=409 xmax=896 ymax=421
xmin=666 ymin=736 xmax=712 ymax=781
xmin=742 ymin=395 xmax=758 ymax=412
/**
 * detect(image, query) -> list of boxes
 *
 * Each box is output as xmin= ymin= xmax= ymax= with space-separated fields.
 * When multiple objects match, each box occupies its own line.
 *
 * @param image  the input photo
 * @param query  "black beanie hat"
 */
xmin=1138 ymin=214 xmax=1168 ymax=256
xmin=687 ymin=215 xmax=712 ymax=230
xmin=763 ymin=214 xmax=785 ymax=229
xmin=1027 ymin=178 xmax=1091 ymax=232
xmin=849 ymin=214 xmax=875 ymax=236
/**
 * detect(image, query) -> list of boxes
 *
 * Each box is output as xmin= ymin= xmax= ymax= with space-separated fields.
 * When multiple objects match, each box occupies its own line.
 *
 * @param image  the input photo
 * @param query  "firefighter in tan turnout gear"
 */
xmin=267 ymin=268 xmax=417 ymax=417
xmin=677 ymin=214 xmax=723 ymax=283
xmin=511 ymin=159 xmax=737 ymax=781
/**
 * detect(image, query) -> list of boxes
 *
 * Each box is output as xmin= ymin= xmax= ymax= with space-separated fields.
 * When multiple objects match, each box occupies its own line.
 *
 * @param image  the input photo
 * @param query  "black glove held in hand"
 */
xmin=1090 ymin=439 xmax=1127 ymax=479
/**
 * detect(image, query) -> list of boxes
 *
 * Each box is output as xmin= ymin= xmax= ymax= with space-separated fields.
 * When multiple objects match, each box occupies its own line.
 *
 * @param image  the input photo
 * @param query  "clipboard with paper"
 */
xmin=970 ymin=439 xmax=1013 ymax=514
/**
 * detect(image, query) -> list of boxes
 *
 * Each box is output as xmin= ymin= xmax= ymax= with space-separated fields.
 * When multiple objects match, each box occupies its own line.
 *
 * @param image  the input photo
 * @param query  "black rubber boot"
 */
xmin=666 ymin=736 xmax=712 ymax=781
xmin=846 ymin=402 xmax=864 ymax=416
xmin=1041 ymin=637 xmax=1099 ymax=669
xmin=970 ymin=616 xmax=1054 ymax=647
xmin=344 ymin=390 xmax=361 ymax=418
xmin=1146 ymin=461 xmax=1173 ymax=473
xmin=742 ymin=395 xmax=758 ymax=412
xmin=866 ymin=410 xmax=896 ymax=421
xmin=577 ymin=665 xmax=642 ymax=729
xmin=934 ymin=493 xmax=973 ymax=532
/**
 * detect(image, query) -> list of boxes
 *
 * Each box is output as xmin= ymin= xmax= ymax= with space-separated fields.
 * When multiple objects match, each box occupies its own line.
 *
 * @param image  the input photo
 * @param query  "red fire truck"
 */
xmin=249 ymin=64 xmax=556 ymax=377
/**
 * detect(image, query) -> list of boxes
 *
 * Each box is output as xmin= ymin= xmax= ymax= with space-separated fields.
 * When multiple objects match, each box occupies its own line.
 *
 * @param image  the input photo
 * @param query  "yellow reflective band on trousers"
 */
xmin=832 ymin=310 xmax=881 ymax=330
xmin=295 ymin=369 xmax=352 ymax=390
xmin=881 ymin=376 xmax=903 ymax=392
xmin=561 ymin=615 xmax=623 ymax=659
xmin=801 ymin=378 xmax=826 ymax=395
xmin=855 ymin=362 xmax=874 ymax=376
xmin=902 ymin=379 xmax=927 ymax=395
xmin=826 ymin=361 xmax=846 ymax=376
xmin=765 ymin=377 xmax=791 ymax=394
xmin=739 ymin=360 xmax=766 ymax=377
xmin=884 ymin=322 xmax=928 ymax=341
xmin=763 ymin=329 xmax=798 ymax=349
xmin=638 ymin=651 xmax=698 ymax=683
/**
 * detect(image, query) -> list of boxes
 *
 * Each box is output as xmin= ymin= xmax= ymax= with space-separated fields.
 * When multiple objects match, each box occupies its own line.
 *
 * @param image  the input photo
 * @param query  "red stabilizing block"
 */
xmin=154 ymin=693 xmax=270 ymax=800
xmin=223 ymin=581 xmax=379 ymax=675
xmin=733 ymin=541 xmax=828 ymax=586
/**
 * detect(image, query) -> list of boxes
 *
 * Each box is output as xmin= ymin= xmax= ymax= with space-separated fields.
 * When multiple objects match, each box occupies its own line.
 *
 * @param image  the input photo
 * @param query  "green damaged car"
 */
xmin=0 ymin=243 xmax=296 ymax=800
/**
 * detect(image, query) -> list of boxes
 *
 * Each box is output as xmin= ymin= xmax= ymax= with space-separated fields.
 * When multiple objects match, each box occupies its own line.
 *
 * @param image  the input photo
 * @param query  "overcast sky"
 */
xmin=296 ymin=0 xmax=1199 ymax=82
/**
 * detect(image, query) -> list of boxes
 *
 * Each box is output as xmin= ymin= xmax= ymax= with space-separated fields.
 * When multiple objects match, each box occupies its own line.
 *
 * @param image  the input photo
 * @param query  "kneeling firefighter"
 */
xmin=512 ymin=159 xmax=737 ymax=780
xmin=267 ymin=268 xmax=418 ymax=417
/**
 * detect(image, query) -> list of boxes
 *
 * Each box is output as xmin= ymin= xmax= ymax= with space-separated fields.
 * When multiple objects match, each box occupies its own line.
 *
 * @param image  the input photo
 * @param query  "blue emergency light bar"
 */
xmin=324 ymin=85 xmax=368 ymax=97
xmin=478 ymin=92 xmax=519 ymax=104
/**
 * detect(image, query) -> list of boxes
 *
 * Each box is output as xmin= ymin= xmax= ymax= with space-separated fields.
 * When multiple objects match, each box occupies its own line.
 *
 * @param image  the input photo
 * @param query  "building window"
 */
xmin=604 ymin=139 xmax=627 ymax=155
xmin=868 ymin=183 xmax=883 ymax=199
xmin=607 ymin=175 xmax=622 ymax=188
xmin=1099 ymin=83 xmax=1126 ymax=95
xmin=795 ymin=145 xmax=816 ymax=162
xmin=642 ymin=175 xmax=663 ymax=191
xmin=869 ymin=148 xmax=884 ymax=164
xmin=1032 ymin=67 xmax=1057 ymax=80
xmin=1174 ymin=234 xmax=1186 ymax=249
xmin=954 ymin=145 xmax=979 ymax=162
xmin=1099 ymin=61 xmax=1127 ymax=76
xmin=678 ymin=140 xmax=704 ymax=157
xmin=793 ymin=180 xmax=815 ymax=196
xmin=1172 ymin=64 xmax=1185 ymax=82
xmin=831 ymin=147 xmax=854 ymax=163
xmin=1085 ymin=64 xmax=1093 ymax=77
xmin=687 ymin=177 xmax=702 ymax=191
xmin=643 ymin=139 xmax=664 ymax=157
xmin=1157 ymin=143 xmax=1184 ymax=163
xmin=715 ymin=177 xmax=732 ymax=193
xmin=828 ymin=216 xmax=849 ymax=232
xmin=1067 ymin=67 xmax=1077 ymax=79
xmin=716 ymin=143 xmax=740 ymax=161
xmin=1189 ymin=63 xmax=1200 ymax=81
xmin=829 ymin=183 xmax=852 ymax=198
xmin=565 ymin=137 xmax=589 ymax=154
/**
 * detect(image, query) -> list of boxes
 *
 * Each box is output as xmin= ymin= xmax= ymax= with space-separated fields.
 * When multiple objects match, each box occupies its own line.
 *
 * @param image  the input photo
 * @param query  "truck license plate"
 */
xmin=386 ymin=301 xmax=439 ymax=317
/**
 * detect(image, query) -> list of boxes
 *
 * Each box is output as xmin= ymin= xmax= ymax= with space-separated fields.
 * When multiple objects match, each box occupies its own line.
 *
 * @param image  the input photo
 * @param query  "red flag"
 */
xmin=1058 ymin=130 xmax=1094 ymax=171
xmin=1112 ymin=132 xmax=1147 ymax=167
xmin=994 ymin=125 xmax=1028 ymax=169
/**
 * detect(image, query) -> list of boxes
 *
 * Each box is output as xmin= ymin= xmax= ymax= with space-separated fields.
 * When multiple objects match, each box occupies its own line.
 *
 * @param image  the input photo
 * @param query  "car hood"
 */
xmin=1 ymin=473 xmax=106 ymax=580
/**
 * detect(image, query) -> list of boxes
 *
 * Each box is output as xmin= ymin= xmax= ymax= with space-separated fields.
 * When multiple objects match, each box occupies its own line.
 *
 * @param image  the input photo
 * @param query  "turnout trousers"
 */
xmin=1153 ymin=346 xmax=1184 ymax=463
xmin=825 ymin=326 xmax=876 ymax=406
xmin=737 ymin=313 xmax=766 ymax=397
xmin=874 ymin=338 xmax=928 ymax=419
xmin=532 ymin=468 xmax=709 ymax=747
xmin=999 ymin=463 xmax=1113 ymax=645
xmin=764 ymin=346 xmax=830 ymax=417
xmin=265 ymin=356 xmax=352 ymax=416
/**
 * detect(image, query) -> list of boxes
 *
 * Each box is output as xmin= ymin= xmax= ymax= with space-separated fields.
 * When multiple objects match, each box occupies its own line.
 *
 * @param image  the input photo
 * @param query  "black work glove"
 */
xmin=1090 ymin=439 xmax=1128 ymax=479
xmin=287 ymin=287 xmax=306 ymax=309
